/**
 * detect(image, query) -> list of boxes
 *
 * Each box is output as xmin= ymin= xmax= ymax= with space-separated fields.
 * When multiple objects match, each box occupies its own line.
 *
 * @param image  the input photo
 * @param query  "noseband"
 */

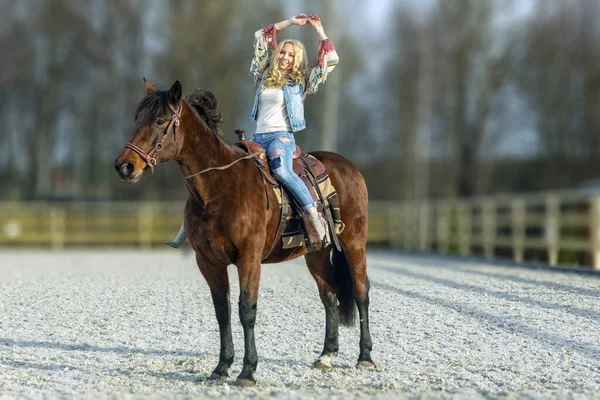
xmin=124 ymin=103 xmax=182 ymax=174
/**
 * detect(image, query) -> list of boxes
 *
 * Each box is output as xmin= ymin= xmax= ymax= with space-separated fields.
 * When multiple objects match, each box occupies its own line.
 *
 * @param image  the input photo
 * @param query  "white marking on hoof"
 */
xmin=356 ymin=360 xmax=376 ymax=369
xmin=313 ymin=354 xmax=333 ymax=370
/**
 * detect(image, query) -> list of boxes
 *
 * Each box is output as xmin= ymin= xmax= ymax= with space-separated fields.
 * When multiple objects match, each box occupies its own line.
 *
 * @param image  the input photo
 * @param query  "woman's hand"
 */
xmin=307 ymin=14 xmax=327 ymax=40
xmin=289 ymin=14 xmax=308 ymax=26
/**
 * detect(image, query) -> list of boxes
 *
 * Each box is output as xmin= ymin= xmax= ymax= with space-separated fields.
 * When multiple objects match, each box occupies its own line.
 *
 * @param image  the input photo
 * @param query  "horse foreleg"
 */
xmin=196 ymin=256 xmax=234 ymax=380
xmin=304 ymin=250 xmax=339 ymax=370
xmin=235 ymin=259 xmax=261 ymax=387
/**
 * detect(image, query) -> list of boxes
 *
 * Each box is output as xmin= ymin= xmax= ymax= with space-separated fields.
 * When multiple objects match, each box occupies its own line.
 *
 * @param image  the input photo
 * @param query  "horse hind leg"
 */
xmin=304 ymin=249 xmax=339 ymax=370
xmin=337 ymin=239 xmax=375 ymax=369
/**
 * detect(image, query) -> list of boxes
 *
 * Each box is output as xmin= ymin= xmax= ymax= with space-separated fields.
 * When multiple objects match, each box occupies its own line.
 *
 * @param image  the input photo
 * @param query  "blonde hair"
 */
xmin=262 ymin=39 xmax=308 ymax=88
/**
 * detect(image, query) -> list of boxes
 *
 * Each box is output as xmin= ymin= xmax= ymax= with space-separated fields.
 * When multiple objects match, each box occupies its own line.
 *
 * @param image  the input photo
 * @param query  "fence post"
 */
xmin=418 ymin=202 xmax=430 ymax=252
xmin=457 ymin=201 xmax=471 ymax=256
xmin=545 ymin=196 xmax=560 ymax=266
xmin=511 ymin=198 xmax=526 ymax=263
xmin=387 ymin=204 xmax=396 ymax=249
xmin=412 ymin=201 xmax=420 ymax=249
xmin=399 ymin=202 xmax=412 ymax=251
xmin=482 ymin=199 xmax=496 ymax=259
xmin=386 ymin=203 xmax=396 ymax=248
xmin=437 ymin=202 xmax=449 ymax=254
xmin=137 ymin=204 xmax=154 ymax=249
xmin=590 ymin=197 xmax=600 ymax=270
xmin=50 ymin=207 xmax=66 ymax=250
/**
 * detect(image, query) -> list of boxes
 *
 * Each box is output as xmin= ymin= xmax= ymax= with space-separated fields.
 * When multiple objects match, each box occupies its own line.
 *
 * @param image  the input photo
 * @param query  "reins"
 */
xmin=184 ymin=151 xmax=265 ymax=179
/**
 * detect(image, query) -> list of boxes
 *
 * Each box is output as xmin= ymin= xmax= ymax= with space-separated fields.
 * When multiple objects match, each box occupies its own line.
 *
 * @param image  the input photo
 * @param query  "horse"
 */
xmin=114 ymin=79 xmax=374 ymax=387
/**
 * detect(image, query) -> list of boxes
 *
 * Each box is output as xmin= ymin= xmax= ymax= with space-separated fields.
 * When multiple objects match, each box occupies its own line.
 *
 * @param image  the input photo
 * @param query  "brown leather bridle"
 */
xmin=124 ymin=103 xmax=182 ymax=174
xmin=123 ymin=101 xmax=265 ymax=179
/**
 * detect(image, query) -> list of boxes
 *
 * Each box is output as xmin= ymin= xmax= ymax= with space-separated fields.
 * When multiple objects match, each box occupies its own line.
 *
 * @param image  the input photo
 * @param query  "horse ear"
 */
xmin=143 ymin=77 xmax=157 ymax=94
xmin=169 ymin=81 xmax=182 ymax=105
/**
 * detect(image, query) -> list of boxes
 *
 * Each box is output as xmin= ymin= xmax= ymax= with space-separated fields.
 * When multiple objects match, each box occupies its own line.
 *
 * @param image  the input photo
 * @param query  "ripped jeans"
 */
xmin=252 ymin=131 xmax=316 ymax=211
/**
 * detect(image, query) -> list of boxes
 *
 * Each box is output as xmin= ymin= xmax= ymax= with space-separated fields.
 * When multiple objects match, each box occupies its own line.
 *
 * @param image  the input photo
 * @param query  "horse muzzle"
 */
xmin=114 ymin=160 xmax=143 ymax=183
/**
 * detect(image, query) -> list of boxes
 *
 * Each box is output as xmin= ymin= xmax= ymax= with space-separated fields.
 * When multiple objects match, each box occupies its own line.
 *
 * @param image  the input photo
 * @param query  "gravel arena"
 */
xmin=1 ymin=250 xmax=600 ymax=399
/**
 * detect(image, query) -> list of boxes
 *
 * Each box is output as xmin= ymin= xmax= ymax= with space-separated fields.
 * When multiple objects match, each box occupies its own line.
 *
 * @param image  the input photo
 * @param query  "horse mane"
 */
xmin=135 ymin=88 xmax=223 ymax=137
xmin=184 ymin=89 xmax=223 ymax=137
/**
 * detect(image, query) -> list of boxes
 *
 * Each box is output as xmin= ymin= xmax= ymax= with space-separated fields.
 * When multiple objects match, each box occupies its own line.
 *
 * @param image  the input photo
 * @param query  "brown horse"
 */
xmin=114 ymin=79 xmax=374 ymax=387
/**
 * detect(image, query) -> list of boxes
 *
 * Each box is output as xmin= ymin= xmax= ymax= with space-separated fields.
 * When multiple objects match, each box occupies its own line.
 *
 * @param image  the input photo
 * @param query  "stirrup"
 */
xmin=165 ymin=223 xmax=187 ymax=249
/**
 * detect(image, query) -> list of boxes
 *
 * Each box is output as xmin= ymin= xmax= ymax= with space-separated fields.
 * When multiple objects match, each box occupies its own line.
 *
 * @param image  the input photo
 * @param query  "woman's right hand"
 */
xmin=289 ymin=14 xmax=308 ymax=26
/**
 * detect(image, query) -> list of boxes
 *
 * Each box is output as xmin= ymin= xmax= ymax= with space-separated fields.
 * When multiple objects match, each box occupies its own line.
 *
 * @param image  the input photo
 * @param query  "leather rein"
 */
xmin=123 ymin=102 xmax=264 ymax=179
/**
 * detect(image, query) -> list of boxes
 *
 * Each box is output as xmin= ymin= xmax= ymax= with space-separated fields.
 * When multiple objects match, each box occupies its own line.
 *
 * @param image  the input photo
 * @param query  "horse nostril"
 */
xmin=123 ymin=162 xmax=134 ymax=176
xmin=115 ymin=161 xmax=135 ymax=177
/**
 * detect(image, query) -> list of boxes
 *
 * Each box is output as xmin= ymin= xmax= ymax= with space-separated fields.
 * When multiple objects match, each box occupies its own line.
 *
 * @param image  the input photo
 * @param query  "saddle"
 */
xmin=233 ymin=130 xmax=343 ymax=261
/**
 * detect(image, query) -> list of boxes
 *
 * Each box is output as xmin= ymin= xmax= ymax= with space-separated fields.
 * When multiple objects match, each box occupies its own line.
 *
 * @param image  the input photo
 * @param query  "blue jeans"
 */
xmin=252 ymin=131 xmax=316 ymax=210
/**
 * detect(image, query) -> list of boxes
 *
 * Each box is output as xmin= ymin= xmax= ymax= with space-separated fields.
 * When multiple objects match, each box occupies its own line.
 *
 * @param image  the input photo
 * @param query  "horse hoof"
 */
xmin=208 ymin=368 xmax=229 ymax=380
xmin=356 ymin=360 xmax=376 ymax=369
xmin=235 ymin=377 xmax=256 ymax=387
xmin=313 ymin=360 xmax=332 ymax=370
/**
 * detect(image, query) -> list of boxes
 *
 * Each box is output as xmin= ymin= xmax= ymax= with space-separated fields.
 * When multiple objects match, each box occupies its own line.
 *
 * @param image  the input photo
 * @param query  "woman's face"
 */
xmin=277 ymin=43 xmax=295 ymax=71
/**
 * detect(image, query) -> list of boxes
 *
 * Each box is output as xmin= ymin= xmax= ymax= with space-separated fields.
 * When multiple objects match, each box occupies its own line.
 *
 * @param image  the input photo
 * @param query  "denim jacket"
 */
xmin=250 ymin=77 xmax=307 ymax=132
xmin=249 ymin=23 xmax=339 ymax=133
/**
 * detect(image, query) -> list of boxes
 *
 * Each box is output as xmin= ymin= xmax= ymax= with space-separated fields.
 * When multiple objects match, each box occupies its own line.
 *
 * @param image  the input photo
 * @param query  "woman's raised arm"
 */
xmin=304 ymin=15 xmax=339 ymax=96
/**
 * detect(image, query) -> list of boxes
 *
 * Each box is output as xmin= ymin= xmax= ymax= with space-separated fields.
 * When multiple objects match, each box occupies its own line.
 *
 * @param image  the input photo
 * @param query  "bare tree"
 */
xmin=430 ymin=0 xmax=515 ymax=197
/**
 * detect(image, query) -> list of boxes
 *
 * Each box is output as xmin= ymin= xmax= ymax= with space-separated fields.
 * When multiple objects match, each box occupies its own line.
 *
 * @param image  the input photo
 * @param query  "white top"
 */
xmin=256 ymin=87 xmax=292 ymax=133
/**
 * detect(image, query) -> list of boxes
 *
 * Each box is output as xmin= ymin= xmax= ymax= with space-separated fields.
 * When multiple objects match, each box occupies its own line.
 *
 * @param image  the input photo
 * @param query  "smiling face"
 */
xmin=263 ymin=40 xmax=307 ymax=88
xmin=277 ymin=43 xmax=295 ymax=71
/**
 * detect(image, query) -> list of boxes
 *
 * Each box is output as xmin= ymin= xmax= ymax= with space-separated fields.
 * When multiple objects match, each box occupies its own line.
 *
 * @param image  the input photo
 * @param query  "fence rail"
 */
xmin=2 ymin=190 xmax=600 ymax=269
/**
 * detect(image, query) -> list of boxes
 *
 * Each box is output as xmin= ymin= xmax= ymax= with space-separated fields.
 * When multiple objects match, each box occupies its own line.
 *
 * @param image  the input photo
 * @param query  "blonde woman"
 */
xmin=166 ymin=14 xmax=338 ymax=248
xmin=250 ymin=14 xmax=339 ymax=244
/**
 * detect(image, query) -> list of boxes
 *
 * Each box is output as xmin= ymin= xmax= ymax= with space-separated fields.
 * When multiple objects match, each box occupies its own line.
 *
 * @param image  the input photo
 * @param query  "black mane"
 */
xmin=134 ymin=89 xmax=222 ymax=136
xmin=184 ymin=89 xmax=223 ymax=136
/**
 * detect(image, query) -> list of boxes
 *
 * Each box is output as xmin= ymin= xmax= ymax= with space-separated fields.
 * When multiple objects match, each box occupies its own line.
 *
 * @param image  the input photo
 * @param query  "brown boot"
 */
xmin=302 ymin=214 xmax=323 ymax=252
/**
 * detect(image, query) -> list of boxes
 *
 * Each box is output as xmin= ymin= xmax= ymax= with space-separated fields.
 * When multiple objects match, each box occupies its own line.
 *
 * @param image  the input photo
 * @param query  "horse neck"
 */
xmin=176 ymin=102 xmax=238 ymax=205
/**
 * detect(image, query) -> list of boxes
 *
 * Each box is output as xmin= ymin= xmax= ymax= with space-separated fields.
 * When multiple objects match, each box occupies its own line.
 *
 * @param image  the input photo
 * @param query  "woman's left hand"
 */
xmin=307 ymin=14 xmax=327 ymax=39
xmin=308 ymin=15 xmax=321 ymax=28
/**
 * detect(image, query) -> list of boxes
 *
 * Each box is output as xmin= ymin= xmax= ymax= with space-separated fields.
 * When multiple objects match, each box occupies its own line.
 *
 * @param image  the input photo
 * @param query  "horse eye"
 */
xmin=156 ymin=119 xmax=166 ymax=126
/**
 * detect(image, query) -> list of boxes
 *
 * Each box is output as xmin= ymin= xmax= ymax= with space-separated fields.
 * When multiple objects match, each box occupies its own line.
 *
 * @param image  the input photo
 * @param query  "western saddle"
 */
xmin=233 ymin=130 xmax=341 ymax=259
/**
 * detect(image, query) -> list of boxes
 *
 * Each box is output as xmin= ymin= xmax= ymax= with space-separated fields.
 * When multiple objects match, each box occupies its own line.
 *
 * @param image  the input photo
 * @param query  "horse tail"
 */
xmin=331 ymin=247 xmax=356 ymax=326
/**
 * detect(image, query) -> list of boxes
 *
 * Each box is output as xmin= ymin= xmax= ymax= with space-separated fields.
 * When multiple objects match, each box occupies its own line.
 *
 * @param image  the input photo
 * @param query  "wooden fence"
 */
xmin=1 ymin=190 xmax=600 ymax=269
xmin=0 ymin=201 xmax=183 ymax=249
xmin=369 ymin=190 xmax=600 ymax=269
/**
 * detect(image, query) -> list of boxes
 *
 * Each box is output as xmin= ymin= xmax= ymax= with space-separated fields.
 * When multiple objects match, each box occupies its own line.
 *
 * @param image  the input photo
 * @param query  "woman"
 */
xmin=166 ymin=14 xmax=338 ymax=248
xmin=249 ymin=13 xmax=339 ymax=245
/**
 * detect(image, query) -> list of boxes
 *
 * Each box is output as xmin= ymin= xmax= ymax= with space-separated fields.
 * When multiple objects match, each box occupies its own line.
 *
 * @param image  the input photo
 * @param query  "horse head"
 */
xmin=114 ymin=78 xmax=185 ymax=183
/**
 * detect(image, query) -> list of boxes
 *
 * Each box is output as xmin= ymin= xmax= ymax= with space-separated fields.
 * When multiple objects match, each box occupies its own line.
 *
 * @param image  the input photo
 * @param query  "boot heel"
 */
xmin=164 ymin=240 xmax=181 ymax=249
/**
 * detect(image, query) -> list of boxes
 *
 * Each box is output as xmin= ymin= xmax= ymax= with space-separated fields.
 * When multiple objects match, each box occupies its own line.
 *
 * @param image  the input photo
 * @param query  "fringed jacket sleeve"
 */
xmin=250 ymin=24 xmax=278 ymax=87
xmin=304 ymin=39 xmax=339 ymax=96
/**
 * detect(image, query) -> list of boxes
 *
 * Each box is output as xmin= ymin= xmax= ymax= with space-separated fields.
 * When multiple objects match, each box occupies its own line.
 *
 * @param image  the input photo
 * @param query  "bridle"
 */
xmin=123 ymin=101 xmax=264 ymax=179
xmin=124 ymin=103 xmax=182 ymax=174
